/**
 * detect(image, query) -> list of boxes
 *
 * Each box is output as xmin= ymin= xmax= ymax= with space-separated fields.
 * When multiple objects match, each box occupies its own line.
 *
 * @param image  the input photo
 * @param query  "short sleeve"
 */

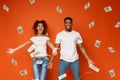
xmin=46 ymin=36 xmax=50 ymax=41
xmin=55 ymin=34 xmax=61 ymax=44
xmin=30 ymin=37 xmax=34 ymax=42
xmin=77 ymin=33 xmax=83 ymax=44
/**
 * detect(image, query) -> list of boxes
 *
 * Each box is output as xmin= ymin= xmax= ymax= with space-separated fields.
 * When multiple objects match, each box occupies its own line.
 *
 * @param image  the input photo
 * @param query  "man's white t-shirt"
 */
xmin=55 ymin=30 xmax=83 ymax=62
xmin=30 ymin=36 xmax=50 ymax=57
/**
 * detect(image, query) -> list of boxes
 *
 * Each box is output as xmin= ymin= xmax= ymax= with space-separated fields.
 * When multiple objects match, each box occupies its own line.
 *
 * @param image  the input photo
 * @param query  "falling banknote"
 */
xmin=29 ymin=0 xmax=35 ymax=4
xmin=30 ymin=52 xmax=40 ymax=58
xmin=3 ymin=4 xmax=9 ymax=12
xmin=109 ymin=69 xmax=115 ymax=78
xmin=19 ymin=69 xmax=27 ymax=76
xmin=27 ymin=44 xmax=36 ymax=53
xmin=84 ymin=2 xmax=90 ymax=10
xmin=17 ymin=26 xmax=23 ymax=34
xmin=104 ymin=6 xmax=112 ymax=13
xmin=58 ymin=73 xmax=67 ymax=80
xmin=89 ymin=21 xmax=95 ymax=28
xmin=95 ymin=40 xmax=101 ymax=48
xmin=56 ymin=6 xmax=62 ymax=14
xmin=11 ymin=58 xmax=17 ymax=66
xmin=108 ymin=47 xmax=115 ymax=53
xmin=114 ymin=22 xmax=120 ymax=28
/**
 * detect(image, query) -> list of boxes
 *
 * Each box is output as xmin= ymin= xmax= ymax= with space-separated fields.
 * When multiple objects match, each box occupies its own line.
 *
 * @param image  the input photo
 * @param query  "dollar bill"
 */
xmin=29 ymin=0 xmax=35 ymax=4
xmin=108 ymin=47 xmax=115 ymax=53
xmin=17 ymin=26 xmax=23 ymax=34
xmin=89 ymin=21 xmax=95 ymax=28
xmin=56 ymin=6 xmax=62 ymax=14
xmin=30 ymin=52 xmax=40 ymax=58
xmin=89 ymin=64 xmax=100 ymax=72
xmin=115 ymin=22 xmax=120 ymax=28
xmin=27 ymin=44 xmax=36 ymax=53
xmin=104 ymin=6 xmax=112 ymax=12
xmin=95 ymin=40 xmax=101 ymax=48
xmin=11 ymin=58 xmax=17 ymax=66
xmin=109 ymin=69 xmax=115 ymax=78
xmin=84 ymin=2 xmax=90 ymax=10
xmin=3 ymin=4 xmax=9 ymax=12
xmin=58 ymin=73 xmax=67 ymax=80
xmin=19 ymin=69 xmax=27 ymax=76
xmin=36 ymin=60 xmax=43 ymax=64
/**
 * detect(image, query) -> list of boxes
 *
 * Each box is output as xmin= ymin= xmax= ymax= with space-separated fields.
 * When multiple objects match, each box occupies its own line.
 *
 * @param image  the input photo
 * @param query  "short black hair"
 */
xmin=33 ymin=20 xmax=48 ymax=35
xmin=64 ymin=17 xmax=73 ymax=22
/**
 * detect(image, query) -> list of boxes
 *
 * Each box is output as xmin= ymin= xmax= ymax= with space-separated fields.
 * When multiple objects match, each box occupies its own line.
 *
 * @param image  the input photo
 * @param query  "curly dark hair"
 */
xmin=33 ymin=20 xmax=48 ymax=35
xmin=64 ymin=17 xmax=73 ymax=22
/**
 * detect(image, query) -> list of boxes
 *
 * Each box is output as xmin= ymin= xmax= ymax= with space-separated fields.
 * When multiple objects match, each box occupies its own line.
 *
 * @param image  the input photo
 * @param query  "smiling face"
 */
xmin=36 ymin=23 xmax=44 ymax=35
xmin=33 ymin=20 xmax=47 ymax=36
xmin=64 ymin=19 xmax=72 ymax=32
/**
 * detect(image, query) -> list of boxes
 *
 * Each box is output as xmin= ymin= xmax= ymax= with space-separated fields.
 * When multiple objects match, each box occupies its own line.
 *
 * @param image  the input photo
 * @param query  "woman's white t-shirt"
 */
xmin=30 ymin=36 xmax=50 ymax=57
xmin=55 ymin=30 xmax=83 ymax=62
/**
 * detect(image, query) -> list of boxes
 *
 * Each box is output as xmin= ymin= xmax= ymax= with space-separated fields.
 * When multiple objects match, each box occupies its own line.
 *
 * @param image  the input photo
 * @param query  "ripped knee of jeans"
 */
xmin=42 ymin=64 xmax=47 ymax=67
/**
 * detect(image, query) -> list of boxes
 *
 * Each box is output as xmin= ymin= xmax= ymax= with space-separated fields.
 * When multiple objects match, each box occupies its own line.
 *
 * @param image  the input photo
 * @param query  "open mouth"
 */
xmin=67 ymin=26 xmax=70 ymax=27
xmin=66 ymin=25 xmax=71 ymax=28
xmin=39 ymin=29 xmax=43 ymax=31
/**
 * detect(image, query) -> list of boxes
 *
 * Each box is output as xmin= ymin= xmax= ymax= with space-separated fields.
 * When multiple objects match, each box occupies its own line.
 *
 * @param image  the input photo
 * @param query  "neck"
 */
xmin=37 ymin=33 xmax=44 ymax=36
xmin=65 ymin=29 xmax=72 ymax=32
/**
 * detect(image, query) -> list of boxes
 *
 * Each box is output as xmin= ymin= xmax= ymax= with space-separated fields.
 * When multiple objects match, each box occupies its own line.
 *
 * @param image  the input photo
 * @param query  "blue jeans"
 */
xmin=33 ymin=57 xmax=48 ymax=80
xmin=58 ymin=59 xmax=80 ymax=80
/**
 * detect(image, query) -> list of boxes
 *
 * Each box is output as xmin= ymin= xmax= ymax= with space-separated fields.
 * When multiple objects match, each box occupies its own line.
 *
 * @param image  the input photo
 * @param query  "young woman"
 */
xmin=7 ymin=20 xmax=57 ymax=80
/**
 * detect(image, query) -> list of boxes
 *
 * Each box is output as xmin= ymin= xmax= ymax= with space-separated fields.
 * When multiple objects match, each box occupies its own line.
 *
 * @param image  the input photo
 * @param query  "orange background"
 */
xmin=0 ymin=0 xmax=120 ymax=80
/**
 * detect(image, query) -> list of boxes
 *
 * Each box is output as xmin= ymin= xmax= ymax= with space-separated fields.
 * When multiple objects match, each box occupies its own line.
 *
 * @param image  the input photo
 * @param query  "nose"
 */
xmin=66 ymin=24 xmax=71 ymax=26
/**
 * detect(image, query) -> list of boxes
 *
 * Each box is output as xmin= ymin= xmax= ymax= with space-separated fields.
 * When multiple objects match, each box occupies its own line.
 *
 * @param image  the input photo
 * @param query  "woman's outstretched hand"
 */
xmin=6 ymin=48 xmax=15 ymax=54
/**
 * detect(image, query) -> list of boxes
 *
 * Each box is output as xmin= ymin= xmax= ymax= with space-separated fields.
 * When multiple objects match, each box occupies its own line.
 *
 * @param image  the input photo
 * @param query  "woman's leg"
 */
xmin=33 ymin=58 xmax=40 ymax=80
xmin=39 ymin=58 xmax=48 ymax=80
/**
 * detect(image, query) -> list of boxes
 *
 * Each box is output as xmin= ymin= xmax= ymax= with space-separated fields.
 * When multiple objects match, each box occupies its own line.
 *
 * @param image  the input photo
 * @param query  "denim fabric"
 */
xmin=58 ymin=59 xmax=80 ymax=80
xmin=33 ymin=57 xmax=48 ymax=80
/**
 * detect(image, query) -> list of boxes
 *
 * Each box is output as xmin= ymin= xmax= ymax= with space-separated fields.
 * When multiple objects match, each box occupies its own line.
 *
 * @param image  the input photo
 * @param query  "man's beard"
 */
xmin=66 ymin=28 xmax=72 ymax=32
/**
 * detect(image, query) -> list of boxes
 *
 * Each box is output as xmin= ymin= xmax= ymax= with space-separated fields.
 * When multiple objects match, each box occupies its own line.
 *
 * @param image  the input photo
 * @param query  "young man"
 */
xmin=55 ymin=17 xmax=94 ymax=80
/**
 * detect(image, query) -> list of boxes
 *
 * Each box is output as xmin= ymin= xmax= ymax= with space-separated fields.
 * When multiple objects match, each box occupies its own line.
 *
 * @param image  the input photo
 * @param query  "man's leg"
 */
xmin=58 ymin=59 xmax=69 ymax=80
xmin=69 ymin=60 xmax=80 ymax=80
